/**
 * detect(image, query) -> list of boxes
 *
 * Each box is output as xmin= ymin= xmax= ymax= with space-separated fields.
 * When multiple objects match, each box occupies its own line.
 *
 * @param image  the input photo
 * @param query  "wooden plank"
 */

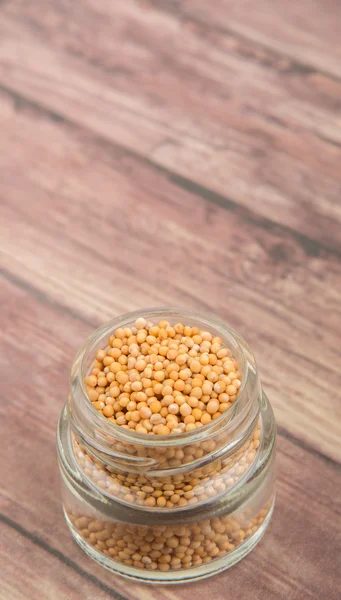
xmin=1 ymin=89 xmax=341 ymax=462
xmin=0 ymin=519 xmax=124 ymax=600
xmin=0 ymin=3 xmax=340 ymax=251
xmin=0 ymin=284 xmax=340 ymax=600
xmin=174 ymin=0 xmax=341 ymax=79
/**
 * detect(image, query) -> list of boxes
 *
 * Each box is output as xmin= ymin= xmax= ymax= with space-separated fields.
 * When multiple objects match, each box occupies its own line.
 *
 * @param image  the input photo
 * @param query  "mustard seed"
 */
xmin=207 ymin=400 xmax=220 ymax=415
xmin=85 ymin=375 xmax=97 ymax=388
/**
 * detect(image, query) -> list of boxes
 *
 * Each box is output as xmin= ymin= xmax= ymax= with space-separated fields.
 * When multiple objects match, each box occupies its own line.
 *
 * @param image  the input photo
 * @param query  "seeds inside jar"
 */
xmin=85 ymin=317 xmax=242 ymax=434
xmin=67 ymin=500 xmax=272 ymax=573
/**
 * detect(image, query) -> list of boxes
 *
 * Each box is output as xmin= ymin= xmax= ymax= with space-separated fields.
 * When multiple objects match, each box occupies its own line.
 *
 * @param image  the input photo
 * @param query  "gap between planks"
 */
xmin=145 ymin=0 xmax=341 ymax=84
xmin=0 ymin=514 xmax=129 ymax=600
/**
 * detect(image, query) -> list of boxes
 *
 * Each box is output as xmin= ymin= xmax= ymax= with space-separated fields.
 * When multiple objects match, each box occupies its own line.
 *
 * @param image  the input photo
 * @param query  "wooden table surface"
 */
xmin=1 ymin=1 xmax=341 ymax=598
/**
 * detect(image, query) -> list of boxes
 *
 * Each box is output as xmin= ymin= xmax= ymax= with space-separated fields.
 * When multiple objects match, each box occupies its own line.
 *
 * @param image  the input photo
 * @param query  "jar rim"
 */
xmin=71 ymin=307 xmax=259 ymax=448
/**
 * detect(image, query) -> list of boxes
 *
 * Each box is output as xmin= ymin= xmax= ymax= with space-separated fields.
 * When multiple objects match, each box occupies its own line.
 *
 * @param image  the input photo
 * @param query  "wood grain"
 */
xmin=0 ymin=1 xmax=340 ymax=251
xmin=0 ymin=1 xmax=340 ymax=598
xmin=157 ymin=0 xmax=341 ymax=78
xmin=0 ymin=520 xmax=121 ymax=600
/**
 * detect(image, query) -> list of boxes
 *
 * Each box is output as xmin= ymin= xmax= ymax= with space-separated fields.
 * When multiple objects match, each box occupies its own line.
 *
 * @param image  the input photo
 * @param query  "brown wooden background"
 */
xmin=1 ymin=1 xmax=341 ymax=599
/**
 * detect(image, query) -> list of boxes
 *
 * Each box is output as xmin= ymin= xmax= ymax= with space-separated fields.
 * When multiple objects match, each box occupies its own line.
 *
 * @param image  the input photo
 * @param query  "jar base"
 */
xmin=64 ymin=499 xmax=275 ymax=585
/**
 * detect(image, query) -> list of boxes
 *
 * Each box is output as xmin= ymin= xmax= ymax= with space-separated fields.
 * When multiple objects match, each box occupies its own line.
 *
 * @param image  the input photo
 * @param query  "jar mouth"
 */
xmin=71 ymin=307 xmax=259 ymax=447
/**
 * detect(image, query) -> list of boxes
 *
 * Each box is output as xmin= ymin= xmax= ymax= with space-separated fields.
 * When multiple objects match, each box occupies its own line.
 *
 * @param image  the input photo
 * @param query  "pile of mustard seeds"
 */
xmin=74 ymin=425 xmax=260 ymax=508
xmin=68 ymin=500 xmax=271 ymax=572
xmin=85 ymin=317 xmax=242 ymax=434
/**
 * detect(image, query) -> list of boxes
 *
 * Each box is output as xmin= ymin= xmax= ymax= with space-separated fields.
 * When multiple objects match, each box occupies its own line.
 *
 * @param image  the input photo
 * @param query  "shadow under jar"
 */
xmin=57 ymin=308 xmax=276 ymax=584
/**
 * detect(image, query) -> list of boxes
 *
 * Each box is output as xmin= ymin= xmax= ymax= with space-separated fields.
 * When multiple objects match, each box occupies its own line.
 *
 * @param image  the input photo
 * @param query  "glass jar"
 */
xmin=57 ymin=308 xmax=276 ymax=584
